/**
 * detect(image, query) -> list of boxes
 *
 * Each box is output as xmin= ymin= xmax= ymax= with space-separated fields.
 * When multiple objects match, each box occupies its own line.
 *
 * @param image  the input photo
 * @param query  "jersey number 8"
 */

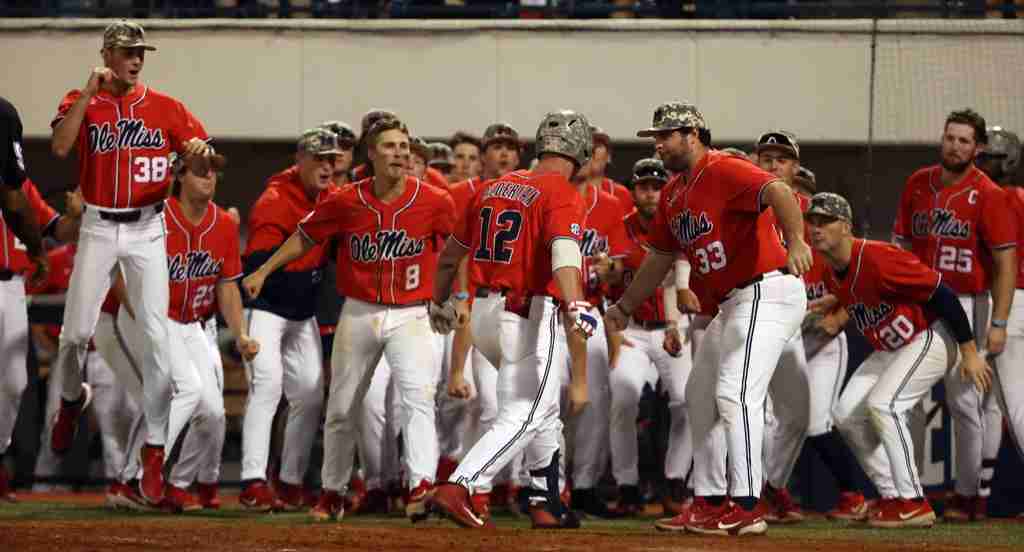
xmin=475 ymin=207 xmax=523 ymax=263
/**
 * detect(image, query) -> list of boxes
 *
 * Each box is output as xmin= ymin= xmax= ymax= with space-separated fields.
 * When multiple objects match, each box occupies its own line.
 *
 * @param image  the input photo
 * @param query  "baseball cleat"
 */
xmin=0 ymin=464 xmax=16 ymax=503
xmin=686 ymin=501 xmax=767 ymax=536
xmin=528 ymin=498 xmax=581 ymax=529
xmin=139 ymin=444 xmax=166 ymax=505
xmin=276 ymin=480 xmax=311 ymax=512
xmin=161 ymin=484 xmax=202 ymax=513
xmin=942 ymin=494 xmax=976 ymax=522
xmin=572 ymin=487 xmax=625 ymax=519
xmin=196 ymin=482 xmax=220 ymax=510
xmin=50 ymin=383 xmax=93 ymax=455
xmin=406 ymin=479 xmax=434 ymax=522
xmin=761 ymin=484 xmax=804 ymax=524
xmin=868 ymin=498 xmax=935 ymax=528
xmin=239 ymin=480 xmax=280 ymax=512
xmin=429 ymin=483 xmax=487 ymax=528
xmin=106 ymin=480 xmax=150 ymax=511
xmin=826 ymin=491 xmax=868 ymax=521
xmin=311 ymin=490 xmax=345 ymax=522
xmin=654 ymin=498 xmax=697 ymax=532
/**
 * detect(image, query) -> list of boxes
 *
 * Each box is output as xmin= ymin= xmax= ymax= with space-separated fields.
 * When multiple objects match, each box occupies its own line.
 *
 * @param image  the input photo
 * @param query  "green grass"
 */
xmin=3 ymin=500 xmax=1024 ymax=550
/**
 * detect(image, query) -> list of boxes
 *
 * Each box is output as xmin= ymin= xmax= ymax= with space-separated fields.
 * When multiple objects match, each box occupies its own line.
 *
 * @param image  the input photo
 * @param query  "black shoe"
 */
xmin=574 ymin=487 xmax=625 ymax=519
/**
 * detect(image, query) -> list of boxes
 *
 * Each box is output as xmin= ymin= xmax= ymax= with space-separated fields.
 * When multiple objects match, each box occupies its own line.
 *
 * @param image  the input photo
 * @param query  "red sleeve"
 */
xmin=297 ymin=192 xmax=347 ymax=244
xmin=433 ymin=189 xmax=457 ymax=238
xmin=244 ymin=189 xmax=290 ymax=254
xmin=878 ymin=245 xmax=942 ymax=303
xmin=541 ymin=178 xmax=585 ymax=246
xmin=51 ymin=90 xmax=81 ymax=129
xmin=615 ymin=183 xmax=635 ymax=213
xmin=892 ymin=179 xmax=913 ymax=241
xmin=220 ymin=215 xmax=243 ymax=281
xmin=606 ymin=197 xmax=630 ymax=258
xmin=169 ymin=101 xmax=209 ymax=153
xmin=978 ymin=185 xmax=1017 ymax=250
xmin=648 ymin=186 xmax=676 ymax=254
xmin=719 ymin=157 xmax=777 ymax=214
xmin=23 ymin=179 xmax=58 ymax=233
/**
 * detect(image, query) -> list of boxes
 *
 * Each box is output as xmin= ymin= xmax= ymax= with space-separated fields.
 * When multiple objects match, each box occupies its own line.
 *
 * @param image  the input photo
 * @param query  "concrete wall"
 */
xmin=3 ymin=19 xmax=1022 ymax=143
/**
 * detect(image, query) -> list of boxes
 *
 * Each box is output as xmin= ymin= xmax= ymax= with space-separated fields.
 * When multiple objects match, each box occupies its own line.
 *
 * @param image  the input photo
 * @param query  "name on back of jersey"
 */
xmin=911 ymin=208 xmax=971 ymax=239
xmin=480 ymin=181 xmax=541 ymax=206
xmin=89 ymin=119 xmax=167 ymax=154
xmin=350 ymin=229 xmax=425 ymax=263
xmin=168 ymin=250 xmax=223 ymax=282
xmin=847 ymin=301 xmax=895 ymax=332
xmin=669 ymin=209 xmax=714 ymax=245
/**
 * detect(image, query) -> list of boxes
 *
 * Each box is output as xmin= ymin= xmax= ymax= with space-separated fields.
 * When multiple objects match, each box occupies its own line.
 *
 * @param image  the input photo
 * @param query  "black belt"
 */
xmin=89 ymin=202 xmax=164 ymax=223
xmin=0 ymin=269 xmax=14 ymax=281
xmin=633 ymin=317 xmax=668 ymax=330
xmin=732 ymin=267 xmax=790 ymax=294
xmin=475 ymin=287 xmax=507 ymax=298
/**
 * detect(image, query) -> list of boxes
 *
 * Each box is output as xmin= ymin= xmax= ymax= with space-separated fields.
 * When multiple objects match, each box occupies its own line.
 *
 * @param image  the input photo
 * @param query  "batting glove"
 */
xmin=428 ymin=299 xmax=458 ymax=334
xmin=567 ymin=300 xmax=598 ymax=338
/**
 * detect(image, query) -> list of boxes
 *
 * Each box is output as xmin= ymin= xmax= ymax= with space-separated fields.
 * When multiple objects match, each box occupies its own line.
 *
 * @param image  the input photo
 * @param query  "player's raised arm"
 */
xmin=242 ymin=230 xmax=316 ymax=300
xmin=761 ymin=180 xmax=813 ymax=275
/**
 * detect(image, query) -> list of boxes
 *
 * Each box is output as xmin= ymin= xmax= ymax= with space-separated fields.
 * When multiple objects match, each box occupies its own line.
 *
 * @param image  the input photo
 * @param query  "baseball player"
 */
xmin=606 ymin=158 xmax=693 ymax=516
xmin=975 ymin=126 xmax=1024 ymax=506
xmin=439 ymin=123 xmax=524 ymax=490
xmin=155 ymin=152 xmax=258 ymax=510
xmin=428 ymin=109 xmax=596 ymax=530
xmin=565 ymin=139 xmax=630 ymax=519
xmin=318 ymin=120 xmax=357 ymax=187
xmin=244 ymin=117 xmax=455 ymax=522
xmin=606 ymin=101 xmax=811 ymax=536
xmin=239 ymin=128 xmax=342 ymax=511
xmin=585 ymin=126 xmax=634 ymax=213
xmin=892 ymin=109 xmax=1017 ymax=522
xmin=48 ymin=20 xmax=212 ymax=505
xmin=448 ymin=131 xmax=483 ymax=184
xmin=351 ymin=109 xmax=398 ymax=182
xmin=428 ymin=142 xmax=456 ymax=181
xmin=808 ymin=192 xmax=992 ymax=528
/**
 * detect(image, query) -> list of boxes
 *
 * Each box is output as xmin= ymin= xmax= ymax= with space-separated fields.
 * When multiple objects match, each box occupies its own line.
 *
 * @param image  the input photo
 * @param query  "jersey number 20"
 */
xmin=475 ymin=207 xmax=523 ymax=263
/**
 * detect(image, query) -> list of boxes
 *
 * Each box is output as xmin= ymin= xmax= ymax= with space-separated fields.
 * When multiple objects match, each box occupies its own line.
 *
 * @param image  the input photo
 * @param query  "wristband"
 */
xmin=991 ymin=319 xmax=1008 ymax=329
xmin=453 ymin=291 xmax=470 ymax=302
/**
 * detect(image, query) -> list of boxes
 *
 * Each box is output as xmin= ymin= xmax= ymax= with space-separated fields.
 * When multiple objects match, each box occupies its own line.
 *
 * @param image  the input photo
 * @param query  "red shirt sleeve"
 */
xmin=297 ymin=192 xmax=347 ymax=244
xmin=606 ymin=197 xmax=630 ymax=258
xmin=541 ymin=177 xmax=585 ymax=246
xmin=51 ymin=90 xmax=81 ymax=129
xmin=978 ymin=184 xmax=1017 ymax=250
xmin=717 ymin=156 xmax=777 ymax=214
xmin=221 ymin=214 xmax=243 ymax=281
xmin=23 ymin=179 xmax=58 ymax=232
xmin=244 ymin=189 xmax=290 ymax=255
xmin=433 ymin=189 xmax=457 ymax=238
xmin=878 ymin=245 xmax=942 ymax=303
xmin=169 ymin=102 xmax=209 ymax=154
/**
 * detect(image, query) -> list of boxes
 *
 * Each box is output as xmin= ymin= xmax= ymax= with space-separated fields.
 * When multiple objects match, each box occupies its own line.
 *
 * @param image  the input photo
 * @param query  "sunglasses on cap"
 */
xmin=756 ymin=132 xmax=799 ymax=156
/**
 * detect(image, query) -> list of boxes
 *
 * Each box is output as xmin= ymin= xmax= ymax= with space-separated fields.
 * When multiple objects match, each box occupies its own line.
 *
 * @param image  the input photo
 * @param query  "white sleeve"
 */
xmin=675 ymin=258 xmax=691 ymax=289
xmin=551 ymin=238 xmax=583 ymax=272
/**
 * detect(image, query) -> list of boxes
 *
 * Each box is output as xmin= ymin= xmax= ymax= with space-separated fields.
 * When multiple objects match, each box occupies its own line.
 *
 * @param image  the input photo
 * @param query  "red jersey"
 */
xmin=581 ymin=184 xmax=629 ymax=305
xmin=1 ymin=179 xmax=58 ymax=273
xmin=610 ymin=211 xmax=665 ymax=322
xmin=424 ymin=167 xmax=449 ymax=191
xmin=826 ymin=239 xmax=941 ymax=352
xmin=449 ymin=177 xmax=483 ymax=218
xmin=648 ymin=150 xmax=787 ymax=306
xmin=601 ymin=177 xmax=635 ymax=213
xmin=893 ymin=165 xmax=1016 ymax=294
xmin=1007 ymin=186 xmax=1024 ymax=289
xmin=454 ymin=169 xmax=585 ymax=299
xmin=52 ymin=85 xmax=208 ymax=209
xmin=299 ymin=176 xmax=455 ymax=305
xmin=245 ymin=166 xmax=337 ymax=272
xmin=164 ymin=197 xmax=242 ymax=324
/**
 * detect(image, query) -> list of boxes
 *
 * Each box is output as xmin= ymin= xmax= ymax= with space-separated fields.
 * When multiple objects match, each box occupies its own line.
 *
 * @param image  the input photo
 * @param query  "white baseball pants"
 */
xmin=451 ymin=294 xmax=565 ymax=496
xmin=562 ymin=306 xmax=610 ymax=489
xmin=764 ymin=331 xmax=810 ymax=490
xmin=609 ymin=320 xmax=693 ymax=486
xmin=321 ymin=298 xmax=439 ymax=492
xmin=834 ymin=321 xmax=957 ymax=499
xmin=241 ymin=309 xmax=323 ymax=485
xmin=993 ymin=289 xmax=1024 ymax=465
xmin=0 ymin=276 xmax=27 ymax=456
xmin=93 ymin=309 xmax=146 ymax=483
xmin=686 ymin=272 xmax=806 ymax=498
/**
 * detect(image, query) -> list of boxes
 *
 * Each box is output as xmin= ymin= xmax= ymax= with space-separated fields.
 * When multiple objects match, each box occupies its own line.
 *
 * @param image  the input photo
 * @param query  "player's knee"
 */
xmin=0 ymin=374 xmax=27 ymax=400
xmin=865 ymin=403 xmax=896 ymax=433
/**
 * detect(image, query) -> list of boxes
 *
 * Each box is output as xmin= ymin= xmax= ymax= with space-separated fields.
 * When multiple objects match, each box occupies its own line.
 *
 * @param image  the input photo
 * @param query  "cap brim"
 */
xmin=755 ymin=144 xmax=798 ymax=159
xmin=636 ymin=128 xmax=660 ymax=138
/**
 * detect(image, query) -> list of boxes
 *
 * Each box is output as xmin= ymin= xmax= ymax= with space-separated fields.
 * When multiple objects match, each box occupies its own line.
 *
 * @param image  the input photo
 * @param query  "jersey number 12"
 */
xmin=474 ymin=207 xmax=523 ymax=263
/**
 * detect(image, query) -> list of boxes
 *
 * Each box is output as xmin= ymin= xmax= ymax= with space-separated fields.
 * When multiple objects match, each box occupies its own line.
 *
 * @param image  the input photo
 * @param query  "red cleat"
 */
xmin=276 ymin=480 xmax=311 ymax=512
xmin=686 ymin=501 xmax=767 ymax=536
xmin=50 ymin=383 xmax=92 ymax=455
xmin=139 ymin=444 xmax=165 ymax=505
xmin=239 ymin=480 xmax=280 ymax=512
xmin=436 ymin=456 xmax=458 ymax=482
xmin=430 ymin=483 xmax=487 ymax=528
xmin=196 ymin=482 xmax=220 ymax=510
xmin=827 ymin=491 xmax=868 ymax=521
xmin=105 ymin=480 xmax=149 ymax=511
xmin=406 ymin=479 xmax=434 ymax=522
xmin=654 ymin=497 xmax=696 ymax=532
xmin=470 ymin=492 xmax=491 ymax=521
xmin=162 ymin=484 xmax=202 ymax=513
xmin=761 ymin=484 xmax=804 ymax=524
xmin=868 ymin=497 xmax=935 ymax=528
xmin=311 ymin=489 xmax=345 ymax=521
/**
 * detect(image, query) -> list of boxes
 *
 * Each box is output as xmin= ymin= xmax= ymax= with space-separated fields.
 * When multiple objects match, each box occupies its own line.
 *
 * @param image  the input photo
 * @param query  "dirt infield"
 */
xmin=3 ymin=493 xmax=1023 ymax=552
